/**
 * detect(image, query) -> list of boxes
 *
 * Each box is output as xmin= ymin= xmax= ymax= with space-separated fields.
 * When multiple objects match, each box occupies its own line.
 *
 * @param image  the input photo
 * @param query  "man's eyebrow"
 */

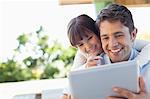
xmin=100 ymin=34 xmax=108 ymax=37
xmin=114 ymin=32 xmax=123 ymax=35
xmin=100 ymin=31 xmax=123 ymax=37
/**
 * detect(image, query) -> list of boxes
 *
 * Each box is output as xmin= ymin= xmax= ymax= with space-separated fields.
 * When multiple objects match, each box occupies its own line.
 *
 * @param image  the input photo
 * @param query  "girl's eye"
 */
xmin=78 ymin=43 xmax=83 ymax=47
xmin=88 ymin=36 xmax=93 ymax=40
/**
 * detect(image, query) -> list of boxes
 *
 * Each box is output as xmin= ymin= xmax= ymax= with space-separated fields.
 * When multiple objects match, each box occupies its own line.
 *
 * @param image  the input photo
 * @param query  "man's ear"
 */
xmin=131 ymin=28 xmax=137 ymax=42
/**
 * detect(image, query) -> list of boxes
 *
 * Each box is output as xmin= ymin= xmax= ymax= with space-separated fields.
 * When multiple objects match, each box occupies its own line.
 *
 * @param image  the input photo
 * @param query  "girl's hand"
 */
xmin=85 ymin=56 xmax=103 ymax=68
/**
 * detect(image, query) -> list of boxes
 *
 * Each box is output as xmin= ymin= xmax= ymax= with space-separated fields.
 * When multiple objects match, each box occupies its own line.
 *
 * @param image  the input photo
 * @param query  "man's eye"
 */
xmin=102 ymin=37 xmax=109 ymax=40
xmin=116 ymin=34 xmax=123 ymax=38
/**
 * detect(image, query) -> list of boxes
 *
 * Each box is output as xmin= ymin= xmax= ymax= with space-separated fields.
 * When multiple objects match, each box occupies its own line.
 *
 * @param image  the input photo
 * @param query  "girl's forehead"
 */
xmin=79 ymin=32 xmax=92 ymax=40
xmin=72 ymin=29 xmax=96 ymax=46
xmin=84 ymin=30 xmax=94 ymax=36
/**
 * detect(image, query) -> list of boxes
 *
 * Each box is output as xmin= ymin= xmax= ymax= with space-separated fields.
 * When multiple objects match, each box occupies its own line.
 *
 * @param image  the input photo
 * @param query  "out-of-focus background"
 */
xmin=0 ymin=0 xmax=150 ymax=99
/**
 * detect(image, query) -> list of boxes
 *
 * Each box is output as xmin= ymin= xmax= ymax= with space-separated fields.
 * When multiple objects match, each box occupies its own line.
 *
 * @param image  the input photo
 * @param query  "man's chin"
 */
xmin=110 ymin=57 xmax=123 ymax=63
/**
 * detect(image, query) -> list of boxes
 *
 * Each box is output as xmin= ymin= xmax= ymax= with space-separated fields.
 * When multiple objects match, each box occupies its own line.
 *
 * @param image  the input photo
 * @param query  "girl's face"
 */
xmin=76 ymin=31 xmax=103 ymax=57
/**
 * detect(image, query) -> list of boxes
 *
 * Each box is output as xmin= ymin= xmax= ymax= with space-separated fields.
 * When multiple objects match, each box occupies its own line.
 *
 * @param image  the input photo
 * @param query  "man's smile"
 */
xmin=109 ymin=48 xmax=123 ymax=55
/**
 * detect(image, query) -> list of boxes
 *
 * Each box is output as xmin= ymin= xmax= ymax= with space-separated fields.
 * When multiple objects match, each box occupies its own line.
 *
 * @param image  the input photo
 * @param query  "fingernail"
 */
xmin=113 ymin=88 xmax=118 ymax=92
xmin=99 ymin=56 xmax=103 ymax=59
xmin=107 ymin=97 xmax=111 ymax=99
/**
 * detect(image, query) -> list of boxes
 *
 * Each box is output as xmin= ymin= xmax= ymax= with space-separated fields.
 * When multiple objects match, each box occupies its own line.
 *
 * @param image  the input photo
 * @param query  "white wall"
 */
xmin=0 ymin=0 xmax=96 ymax=61
xmin=1 ymin=0 xmax=150 ymax=61
xmin=0 ymin=78 xmax=68 ymax=99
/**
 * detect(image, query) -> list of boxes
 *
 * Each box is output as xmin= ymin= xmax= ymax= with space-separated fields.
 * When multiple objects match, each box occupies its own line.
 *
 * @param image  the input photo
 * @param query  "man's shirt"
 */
xmin=102 ymin=48 xmax=150 ymax=93
xmin=63 ymin=48 xmax=150 ymax=94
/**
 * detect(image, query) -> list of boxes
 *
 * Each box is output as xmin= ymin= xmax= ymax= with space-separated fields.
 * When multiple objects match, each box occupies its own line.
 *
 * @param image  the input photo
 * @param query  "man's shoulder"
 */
xmin=129 ymin=48 xmax=139 ymax=60
xmin=135 ymin=45 xmax=150 ymax=68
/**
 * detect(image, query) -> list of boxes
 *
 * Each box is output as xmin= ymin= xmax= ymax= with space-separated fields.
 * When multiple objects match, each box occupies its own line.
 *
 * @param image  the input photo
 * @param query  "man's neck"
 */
xmin=104 ymin=48 xmax=139 ymax=64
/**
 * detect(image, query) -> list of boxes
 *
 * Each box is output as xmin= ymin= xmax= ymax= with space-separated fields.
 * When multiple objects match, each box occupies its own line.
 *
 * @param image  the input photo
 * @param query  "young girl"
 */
xmin=61 ymin=14 xmax=104 ymax=99
xmin=67 ymin=14 xmax=104 ymax=69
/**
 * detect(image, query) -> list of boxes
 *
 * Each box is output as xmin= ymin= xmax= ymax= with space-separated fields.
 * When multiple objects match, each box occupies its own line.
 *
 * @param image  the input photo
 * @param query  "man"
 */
xmin=96 ymin=3 xmax=150 ymax=99
xmin=61 ymin=3 xmax=150 ymax=99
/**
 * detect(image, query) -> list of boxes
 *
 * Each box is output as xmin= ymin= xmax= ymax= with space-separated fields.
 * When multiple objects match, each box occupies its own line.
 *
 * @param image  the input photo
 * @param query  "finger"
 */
xmin=86 ymin=59 xmax=98 ymax=66
xmin=112 ymin=87 xmax=136 ymax=99
xmin=68 ymin=95 xmax=73 ymax=99
xmin=93 ymin=56 xmax=103 ymax=60
xmin=88 ymin=59 xmax=97 ymax=63
xmin=86 ymin=56 xmax=103 ymax=67
xmin=88 ymin=57 xmax=101 ymax=63
xmin=107 ymin=96 xmax=125 ymax=99
xmin=139 ymin=76 xmax=147 ymax=93
xmin=86 ymin=62 xmax=97 ymax=68
xmin=88 ymin=55 xmax=102 ymax=60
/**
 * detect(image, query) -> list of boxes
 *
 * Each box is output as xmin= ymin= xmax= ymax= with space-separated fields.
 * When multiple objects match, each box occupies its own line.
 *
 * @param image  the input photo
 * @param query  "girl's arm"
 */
xmin=71 ymin=50 xmax=87 ymax=70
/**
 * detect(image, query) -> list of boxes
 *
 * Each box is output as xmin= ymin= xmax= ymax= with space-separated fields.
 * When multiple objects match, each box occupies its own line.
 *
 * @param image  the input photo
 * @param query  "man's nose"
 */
xmin=109 ymin=37 xmax=119 ymax=48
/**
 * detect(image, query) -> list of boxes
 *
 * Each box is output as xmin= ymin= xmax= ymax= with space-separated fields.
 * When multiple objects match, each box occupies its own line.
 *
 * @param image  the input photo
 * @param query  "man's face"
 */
xmin=99 ymin=20 xmax=136 ymax=63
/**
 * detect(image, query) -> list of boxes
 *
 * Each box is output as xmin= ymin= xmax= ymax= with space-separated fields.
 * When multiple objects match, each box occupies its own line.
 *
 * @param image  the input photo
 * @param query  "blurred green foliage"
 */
xmin=0 ymin=26 xmax=76 ymax=83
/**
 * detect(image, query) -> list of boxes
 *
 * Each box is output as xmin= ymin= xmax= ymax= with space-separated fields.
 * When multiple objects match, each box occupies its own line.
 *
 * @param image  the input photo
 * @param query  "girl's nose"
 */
xmin=85 ymin=43 xmax=92 ymax=53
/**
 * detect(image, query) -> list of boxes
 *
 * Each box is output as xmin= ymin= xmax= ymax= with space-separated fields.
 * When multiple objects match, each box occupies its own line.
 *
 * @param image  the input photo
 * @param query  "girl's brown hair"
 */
xmin=67 ymin=14 xmax=99 ymax=47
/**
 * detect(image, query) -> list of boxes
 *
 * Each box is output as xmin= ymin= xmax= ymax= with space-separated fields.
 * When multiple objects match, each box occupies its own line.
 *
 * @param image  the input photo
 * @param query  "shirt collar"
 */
xmin=103 ymin=48 xmax=139 ymax=64
xmin=128 ymin=48 xmax=138 ymax=60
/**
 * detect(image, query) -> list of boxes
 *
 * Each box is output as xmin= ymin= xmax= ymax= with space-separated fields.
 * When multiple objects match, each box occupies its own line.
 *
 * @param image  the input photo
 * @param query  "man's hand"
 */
xmin=107 ymin=77 xmax=150 ymax=99
xmin=60 ymin=94 xmax=73 ymax=99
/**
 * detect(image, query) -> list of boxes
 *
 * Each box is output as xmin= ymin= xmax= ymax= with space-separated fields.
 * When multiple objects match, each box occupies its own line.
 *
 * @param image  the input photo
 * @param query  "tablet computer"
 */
xmin=68 ymin=60 xmax=140 ymax=99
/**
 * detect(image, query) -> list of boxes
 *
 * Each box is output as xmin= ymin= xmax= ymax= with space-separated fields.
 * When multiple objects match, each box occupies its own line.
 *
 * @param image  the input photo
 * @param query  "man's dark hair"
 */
xmin=67 ymin=14 xmax=99 ymax=46
xmin=96 ymin=3 xmax=135 ymax=33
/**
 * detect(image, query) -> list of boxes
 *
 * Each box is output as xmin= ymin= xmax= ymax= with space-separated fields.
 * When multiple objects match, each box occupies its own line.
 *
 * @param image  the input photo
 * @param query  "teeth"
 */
xmin=111 ymin=49 xmax=121 ymax=53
